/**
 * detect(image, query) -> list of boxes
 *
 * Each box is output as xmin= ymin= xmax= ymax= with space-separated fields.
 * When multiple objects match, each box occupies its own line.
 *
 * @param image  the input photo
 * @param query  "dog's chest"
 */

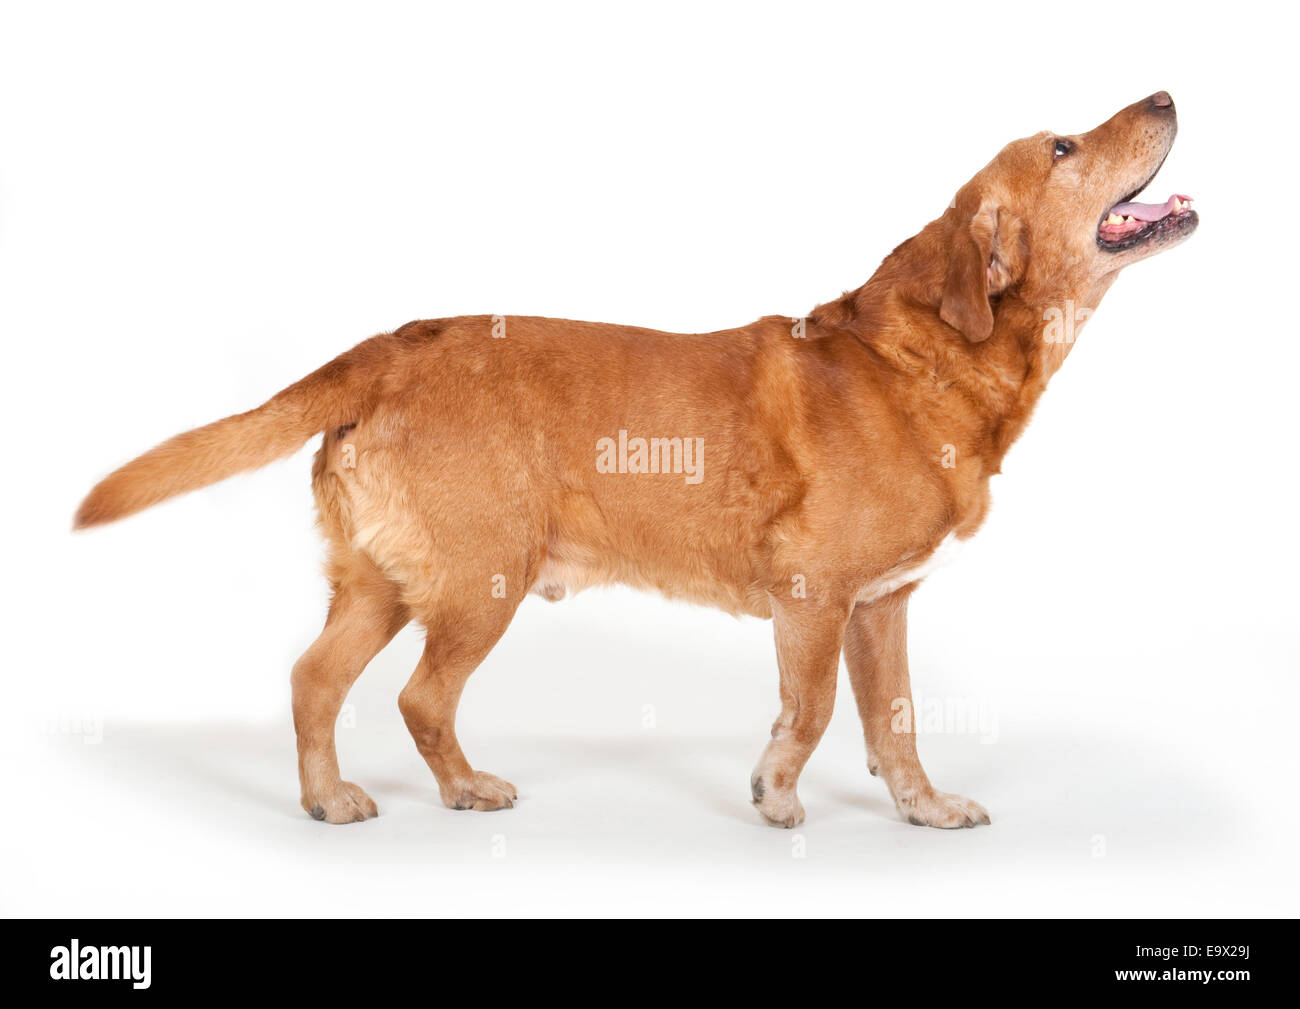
xmin=855 ymin=532 xmax=964 ymax=605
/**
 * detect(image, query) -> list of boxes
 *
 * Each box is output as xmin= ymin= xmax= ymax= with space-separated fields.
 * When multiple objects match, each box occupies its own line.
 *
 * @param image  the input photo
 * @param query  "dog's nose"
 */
xmin=1149 ymin=91 xmax=1174 ymax=111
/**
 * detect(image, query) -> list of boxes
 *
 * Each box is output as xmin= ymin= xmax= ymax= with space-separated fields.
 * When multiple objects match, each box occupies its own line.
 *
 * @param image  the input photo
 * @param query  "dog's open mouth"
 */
xmin=1097 ymin=193 xmax=1197 ymax=251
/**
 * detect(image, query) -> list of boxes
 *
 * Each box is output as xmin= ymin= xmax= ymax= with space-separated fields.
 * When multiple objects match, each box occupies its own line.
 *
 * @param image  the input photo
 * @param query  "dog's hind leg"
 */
xmin=398 ymin=569 xmax=527 ymax=813
xmin=292 ymin=551 xmax=409 ymax=823
xmin=750 ymin=595 xmax=851 ymax=828
xmin=843 ymin=588 xmax=990 ymax=828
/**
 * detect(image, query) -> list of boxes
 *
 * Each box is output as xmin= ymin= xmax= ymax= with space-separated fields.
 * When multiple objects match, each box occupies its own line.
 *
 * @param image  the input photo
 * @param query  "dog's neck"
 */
xmin=810 ymin=231 xmax=1114 ymax=473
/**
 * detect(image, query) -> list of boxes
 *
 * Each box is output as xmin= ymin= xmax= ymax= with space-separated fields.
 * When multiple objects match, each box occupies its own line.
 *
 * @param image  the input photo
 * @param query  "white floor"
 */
xmin=7 ymin=577 xmax=1292 ymax=918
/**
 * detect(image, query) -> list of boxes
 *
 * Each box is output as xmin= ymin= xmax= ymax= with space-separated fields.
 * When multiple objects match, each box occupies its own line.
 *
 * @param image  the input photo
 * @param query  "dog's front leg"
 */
xmin=750 ymin=596 xmax=850 ymax=828
xmin=843 ymin=589 xmax=990 ymax=828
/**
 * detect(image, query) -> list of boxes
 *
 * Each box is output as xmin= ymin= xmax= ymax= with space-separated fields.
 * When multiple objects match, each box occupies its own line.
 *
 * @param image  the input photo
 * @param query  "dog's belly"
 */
xmin=854 ymin=532 xmax=964 ymax=605
xmin=529 ymin=554 xmax=772 ymax=617
xmin=531 ymin=534 xmax=964 ymax=615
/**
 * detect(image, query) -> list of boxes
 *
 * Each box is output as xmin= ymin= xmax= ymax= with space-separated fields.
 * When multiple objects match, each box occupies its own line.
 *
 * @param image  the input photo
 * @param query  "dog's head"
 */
xmin=939 ymin=92 xmax=1197 ymax=343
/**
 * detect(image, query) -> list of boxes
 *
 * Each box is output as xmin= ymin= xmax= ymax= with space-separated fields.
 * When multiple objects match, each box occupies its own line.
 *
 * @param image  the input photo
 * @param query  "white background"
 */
xmin=2 ymin=1 xmax=1296 ymax=917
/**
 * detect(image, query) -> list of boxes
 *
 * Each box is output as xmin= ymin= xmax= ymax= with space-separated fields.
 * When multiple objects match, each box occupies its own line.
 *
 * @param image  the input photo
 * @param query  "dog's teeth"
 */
xmin=1105 ymin=213 xmax=1124 ymax=226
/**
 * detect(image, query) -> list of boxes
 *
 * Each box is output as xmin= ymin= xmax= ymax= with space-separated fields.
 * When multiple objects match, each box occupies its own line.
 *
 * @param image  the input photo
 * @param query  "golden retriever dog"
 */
xmin=76 ymin=92 xmax=1196 ymax=829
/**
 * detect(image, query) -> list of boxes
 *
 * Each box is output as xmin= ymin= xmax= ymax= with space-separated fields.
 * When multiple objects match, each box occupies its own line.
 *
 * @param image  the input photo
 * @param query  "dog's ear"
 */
xmin=940 ymin=200 xmax=1027 ymax=343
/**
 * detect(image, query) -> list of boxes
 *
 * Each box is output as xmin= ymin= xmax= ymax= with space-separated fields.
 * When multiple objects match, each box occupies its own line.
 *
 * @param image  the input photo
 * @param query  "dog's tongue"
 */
xmin=1110 ymin=194 xmax=1192 ymax=222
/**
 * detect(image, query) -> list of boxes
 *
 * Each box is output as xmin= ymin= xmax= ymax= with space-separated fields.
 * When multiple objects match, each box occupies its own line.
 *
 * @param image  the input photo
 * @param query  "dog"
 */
xmin=75 ymin=93 xmax=1196 ymax=828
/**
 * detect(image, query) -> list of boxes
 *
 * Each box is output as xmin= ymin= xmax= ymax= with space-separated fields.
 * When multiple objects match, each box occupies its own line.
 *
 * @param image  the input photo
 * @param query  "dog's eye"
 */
xmin=1053 ymin=139 xmax=1073 ymax=159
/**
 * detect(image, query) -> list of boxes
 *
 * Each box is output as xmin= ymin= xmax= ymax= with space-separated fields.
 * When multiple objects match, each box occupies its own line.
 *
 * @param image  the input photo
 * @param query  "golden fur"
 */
xmin=76 ymin=93 xmax=1195 ymax=828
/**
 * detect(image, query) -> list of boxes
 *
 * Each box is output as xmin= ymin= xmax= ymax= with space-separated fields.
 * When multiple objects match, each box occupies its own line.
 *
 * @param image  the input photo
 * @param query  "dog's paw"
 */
xmin=303 ymin=781 xmax=379 ymax=824
xmin=442 ymin=771 xmax=518 ymax=812
xmin=897 ymin=789 xmax=990 ymax=829
xmin=751 ymin=775 xmax=805 ymax=829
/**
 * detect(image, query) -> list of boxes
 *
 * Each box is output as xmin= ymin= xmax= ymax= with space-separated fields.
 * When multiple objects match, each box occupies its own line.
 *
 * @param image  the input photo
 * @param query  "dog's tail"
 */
xmin=73 ymin=334 xmax=397 ymax=530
